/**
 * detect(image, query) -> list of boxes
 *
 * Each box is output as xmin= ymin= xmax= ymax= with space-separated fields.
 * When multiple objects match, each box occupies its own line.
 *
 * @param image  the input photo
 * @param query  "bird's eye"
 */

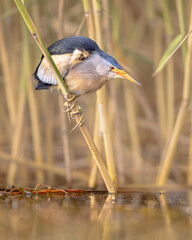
xmin=110 ymin=66 xmax=115 ymax=71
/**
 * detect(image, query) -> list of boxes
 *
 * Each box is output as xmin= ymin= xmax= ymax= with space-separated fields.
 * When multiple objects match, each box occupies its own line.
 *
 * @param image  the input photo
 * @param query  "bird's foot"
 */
xmin=63 ymin=94 xmax=76 ymax=107
xmin=63 ymin=94 xmax=77 ymax=123
xmin=69 ymin=107 xmax=84 ymax=132
xmin=63 ymin=98 xmax=77 ymax=112
xmin=63 ymin=94 xmax=84 ymax=131
xmin=69 ymin=106 xmax=82 ymax=119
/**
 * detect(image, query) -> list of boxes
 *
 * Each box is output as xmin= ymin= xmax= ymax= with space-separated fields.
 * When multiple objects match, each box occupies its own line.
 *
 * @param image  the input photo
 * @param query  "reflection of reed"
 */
xmin=88 ymin=195 xmax=115 ymax=240
xmin=159 ymin=193 xmax=176 ymax=240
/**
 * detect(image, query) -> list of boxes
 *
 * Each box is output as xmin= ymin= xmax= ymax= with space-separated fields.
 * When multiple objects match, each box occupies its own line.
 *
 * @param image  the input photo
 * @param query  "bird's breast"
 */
xmin=65 ymin=71 xmax=108 ymax=96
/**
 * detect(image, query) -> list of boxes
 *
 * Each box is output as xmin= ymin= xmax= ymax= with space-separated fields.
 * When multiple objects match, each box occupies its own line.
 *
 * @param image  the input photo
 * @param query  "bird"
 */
xmin=34 ymin=36 xmax=141 ymax=96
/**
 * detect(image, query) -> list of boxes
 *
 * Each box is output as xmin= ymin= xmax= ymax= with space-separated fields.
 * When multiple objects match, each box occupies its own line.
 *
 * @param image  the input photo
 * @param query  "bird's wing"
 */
xmin=35 ymin=54 xmax=72 ymax=85
xmin=34 ymin=36 xmax=100 ymax=85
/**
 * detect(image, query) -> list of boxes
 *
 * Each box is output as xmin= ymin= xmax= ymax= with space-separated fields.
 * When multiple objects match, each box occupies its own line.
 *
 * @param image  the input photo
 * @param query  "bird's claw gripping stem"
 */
xmin=63 ymin=99 xmax=77 ymax=112
xmin=65 ymin=94 xmax=76 ymax=103
xmin=69 ymin=106 xmax=82 ymax=119
xmin=63 ymin=94 xmax=84 ymax=131
xmin=69 ymin=111 xmax=84 ymax=133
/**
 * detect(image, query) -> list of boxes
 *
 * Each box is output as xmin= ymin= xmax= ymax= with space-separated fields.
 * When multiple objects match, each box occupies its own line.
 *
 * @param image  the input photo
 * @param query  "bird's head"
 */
xmin=95 ymin=50 xmax=141 ymax=86
xmin=67 ymin=38 xmax=141 ymax=86
xmin=99 ymin=51 xmax=141 ymax=86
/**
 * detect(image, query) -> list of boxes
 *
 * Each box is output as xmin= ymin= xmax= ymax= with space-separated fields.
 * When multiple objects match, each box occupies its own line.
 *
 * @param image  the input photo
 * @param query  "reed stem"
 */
xmin=58 ymin=0 xmax=72 ymax=186
xmin=92 ymin=0 xmax=117 ymax=189
xmin=176 ymin=0 xmax=186 ymax=64
xmin=162 ymin=0 xmax=175 ymax=138
xmin=153 ymin=22 xmax=167 ymax=139
xmin=0 ymin=15 xmax=16 ymax=126
xmin=124 ymin=85 xmax=142 ymax=179
xmin=88 ymin=100 xmax=100 ymax=188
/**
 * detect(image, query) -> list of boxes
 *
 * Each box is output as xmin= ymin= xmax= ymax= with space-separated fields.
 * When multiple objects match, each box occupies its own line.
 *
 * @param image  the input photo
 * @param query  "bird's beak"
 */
xmin=112 ymin=68 xmax=142 ymax=86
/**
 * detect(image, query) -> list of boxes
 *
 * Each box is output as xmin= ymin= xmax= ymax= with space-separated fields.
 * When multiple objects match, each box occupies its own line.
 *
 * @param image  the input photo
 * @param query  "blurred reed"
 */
xmin=57 ymin=0 xmax=72 ymax=186
xmin=83 ymin=0 xmax=117 ymax=190
xmin=92 ymin=0 xmax=117 ymax=189
xmin=157 ymin=0 xmax=192 ymax=186
xmin=162 ymin=0 xmax=175 ymax=139
xmin=0 ymin=0 xmax=192 ymax=189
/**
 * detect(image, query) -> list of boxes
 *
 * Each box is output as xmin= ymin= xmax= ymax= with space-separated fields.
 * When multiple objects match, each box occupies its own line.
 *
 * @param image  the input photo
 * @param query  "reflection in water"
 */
xmin=88 ymin=194 xmax=115 ymax=240
xmin=159 ymin=192 xmax=175 ymax=240
xmin=0 ymin=190 xmax=192 ymax=240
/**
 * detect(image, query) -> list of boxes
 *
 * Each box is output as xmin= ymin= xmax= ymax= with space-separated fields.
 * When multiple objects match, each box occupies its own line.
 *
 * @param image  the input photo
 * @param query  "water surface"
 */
xmin=0 ymin=188 xmax=192 ymax=240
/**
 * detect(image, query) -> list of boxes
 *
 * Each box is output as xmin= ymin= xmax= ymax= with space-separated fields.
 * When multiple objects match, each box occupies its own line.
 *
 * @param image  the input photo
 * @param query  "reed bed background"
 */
xmin=0 ymin=0 xmax=192 ymax=189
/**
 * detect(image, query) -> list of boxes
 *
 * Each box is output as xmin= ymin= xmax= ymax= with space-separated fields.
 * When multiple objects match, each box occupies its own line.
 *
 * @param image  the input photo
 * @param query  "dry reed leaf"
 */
xmin=153 ymin=31 xmax=192 ymax=76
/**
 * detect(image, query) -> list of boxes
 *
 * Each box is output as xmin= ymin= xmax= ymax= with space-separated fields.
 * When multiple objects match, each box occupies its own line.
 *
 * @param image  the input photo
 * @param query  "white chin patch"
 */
xmin=114 ymin=74 xmax=123 ymax=79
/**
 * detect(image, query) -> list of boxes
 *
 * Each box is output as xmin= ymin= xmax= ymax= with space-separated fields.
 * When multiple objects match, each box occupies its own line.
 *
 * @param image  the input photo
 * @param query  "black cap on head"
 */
xmin=48 ymin=36 xmax=101 ymax=55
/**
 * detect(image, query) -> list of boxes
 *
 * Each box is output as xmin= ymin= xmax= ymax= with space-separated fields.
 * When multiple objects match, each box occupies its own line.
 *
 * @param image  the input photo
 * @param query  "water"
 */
xmin=0 ymin=188 xmax=192 ymax=240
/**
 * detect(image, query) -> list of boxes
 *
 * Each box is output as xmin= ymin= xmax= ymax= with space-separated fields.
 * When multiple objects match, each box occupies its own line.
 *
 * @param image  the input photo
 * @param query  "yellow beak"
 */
xmin=112 ymin=68 xmax=142 ymax=86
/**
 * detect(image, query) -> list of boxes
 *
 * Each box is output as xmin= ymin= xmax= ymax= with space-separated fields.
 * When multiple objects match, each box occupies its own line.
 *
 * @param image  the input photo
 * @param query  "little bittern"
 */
xmin=34 ymin=36 xmax=141 ymax=95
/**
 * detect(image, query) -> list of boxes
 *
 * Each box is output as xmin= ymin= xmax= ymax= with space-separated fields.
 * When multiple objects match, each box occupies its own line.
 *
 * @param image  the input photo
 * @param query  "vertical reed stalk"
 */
xmin=45 ymin=98 xmax=54 ymax=185
xmin=176 ymin=0 xmax=192 ymax=186
xmin=58 ymin=0 xmax=72 ymax=186
xmin=157 ymin=3 xmax=192 ymax=186
xmin=0 ymin=15 xmax=16 ymax=126
xmin=7 ymin=19 xmax=28 ymax=184
xmin=7 ymin=80 xmax=26 ymax=184
xmin=0 ymin=99 xmax=10 ymax=136
xmin=124 ymin=85 xmax=142 ymax=178
xmin=83 ymin=0 xmax=95 ymax=39
xmin=10 ymin=98 xmax=25 ymax=183
xmin=110 ymin=83 xmax=125 ymax=184
xmin=104 ymin=0 xmax=125 ymax=184
xmin=88 ymin=100 xmax=101 ymax=188
xmin=162 ymin=0 xmax=175 ymax=138
xmin=146 ymin=0 xmax=166 ymax=140
xmin=176 ymin=0 xmax=186 ymax=63
xmin=153 ymin=22 xmax=167 ymax=139
xmin=21 ymin=1 xmax=44 ymax=183
xmin=92 ymin=0 xmax=117 ymax=189
xmin=85 ymin=0 xmax=117 ymax=189
xmin=166 ymin=56 xmax=175 ymax=138
xmin=59 ymin=97 xmax=72 ymax=185
xmin=122 ymin=11 xmax=144 ymax=181
xmin=26 ymin=55 xmax=45 ymax=183
xmin=32 ymin=0 xmax=54 ymax=184
xmin=86 ymin=1 xmax=101 ymax=189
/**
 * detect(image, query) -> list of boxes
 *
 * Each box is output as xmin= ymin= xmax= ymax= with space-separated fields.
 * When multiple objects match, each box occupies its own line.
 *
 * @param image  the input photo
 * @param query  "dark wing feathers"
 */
xmin=35 ymin=81 xmax=53 ymax=90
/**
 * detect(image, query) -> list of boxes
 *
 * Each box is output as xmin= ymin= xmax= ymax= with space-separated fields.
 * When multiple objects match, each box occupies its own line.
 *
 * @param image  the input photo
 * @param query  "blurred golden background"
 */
xmin=0 ymin=0 xmax=192 ymax=189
